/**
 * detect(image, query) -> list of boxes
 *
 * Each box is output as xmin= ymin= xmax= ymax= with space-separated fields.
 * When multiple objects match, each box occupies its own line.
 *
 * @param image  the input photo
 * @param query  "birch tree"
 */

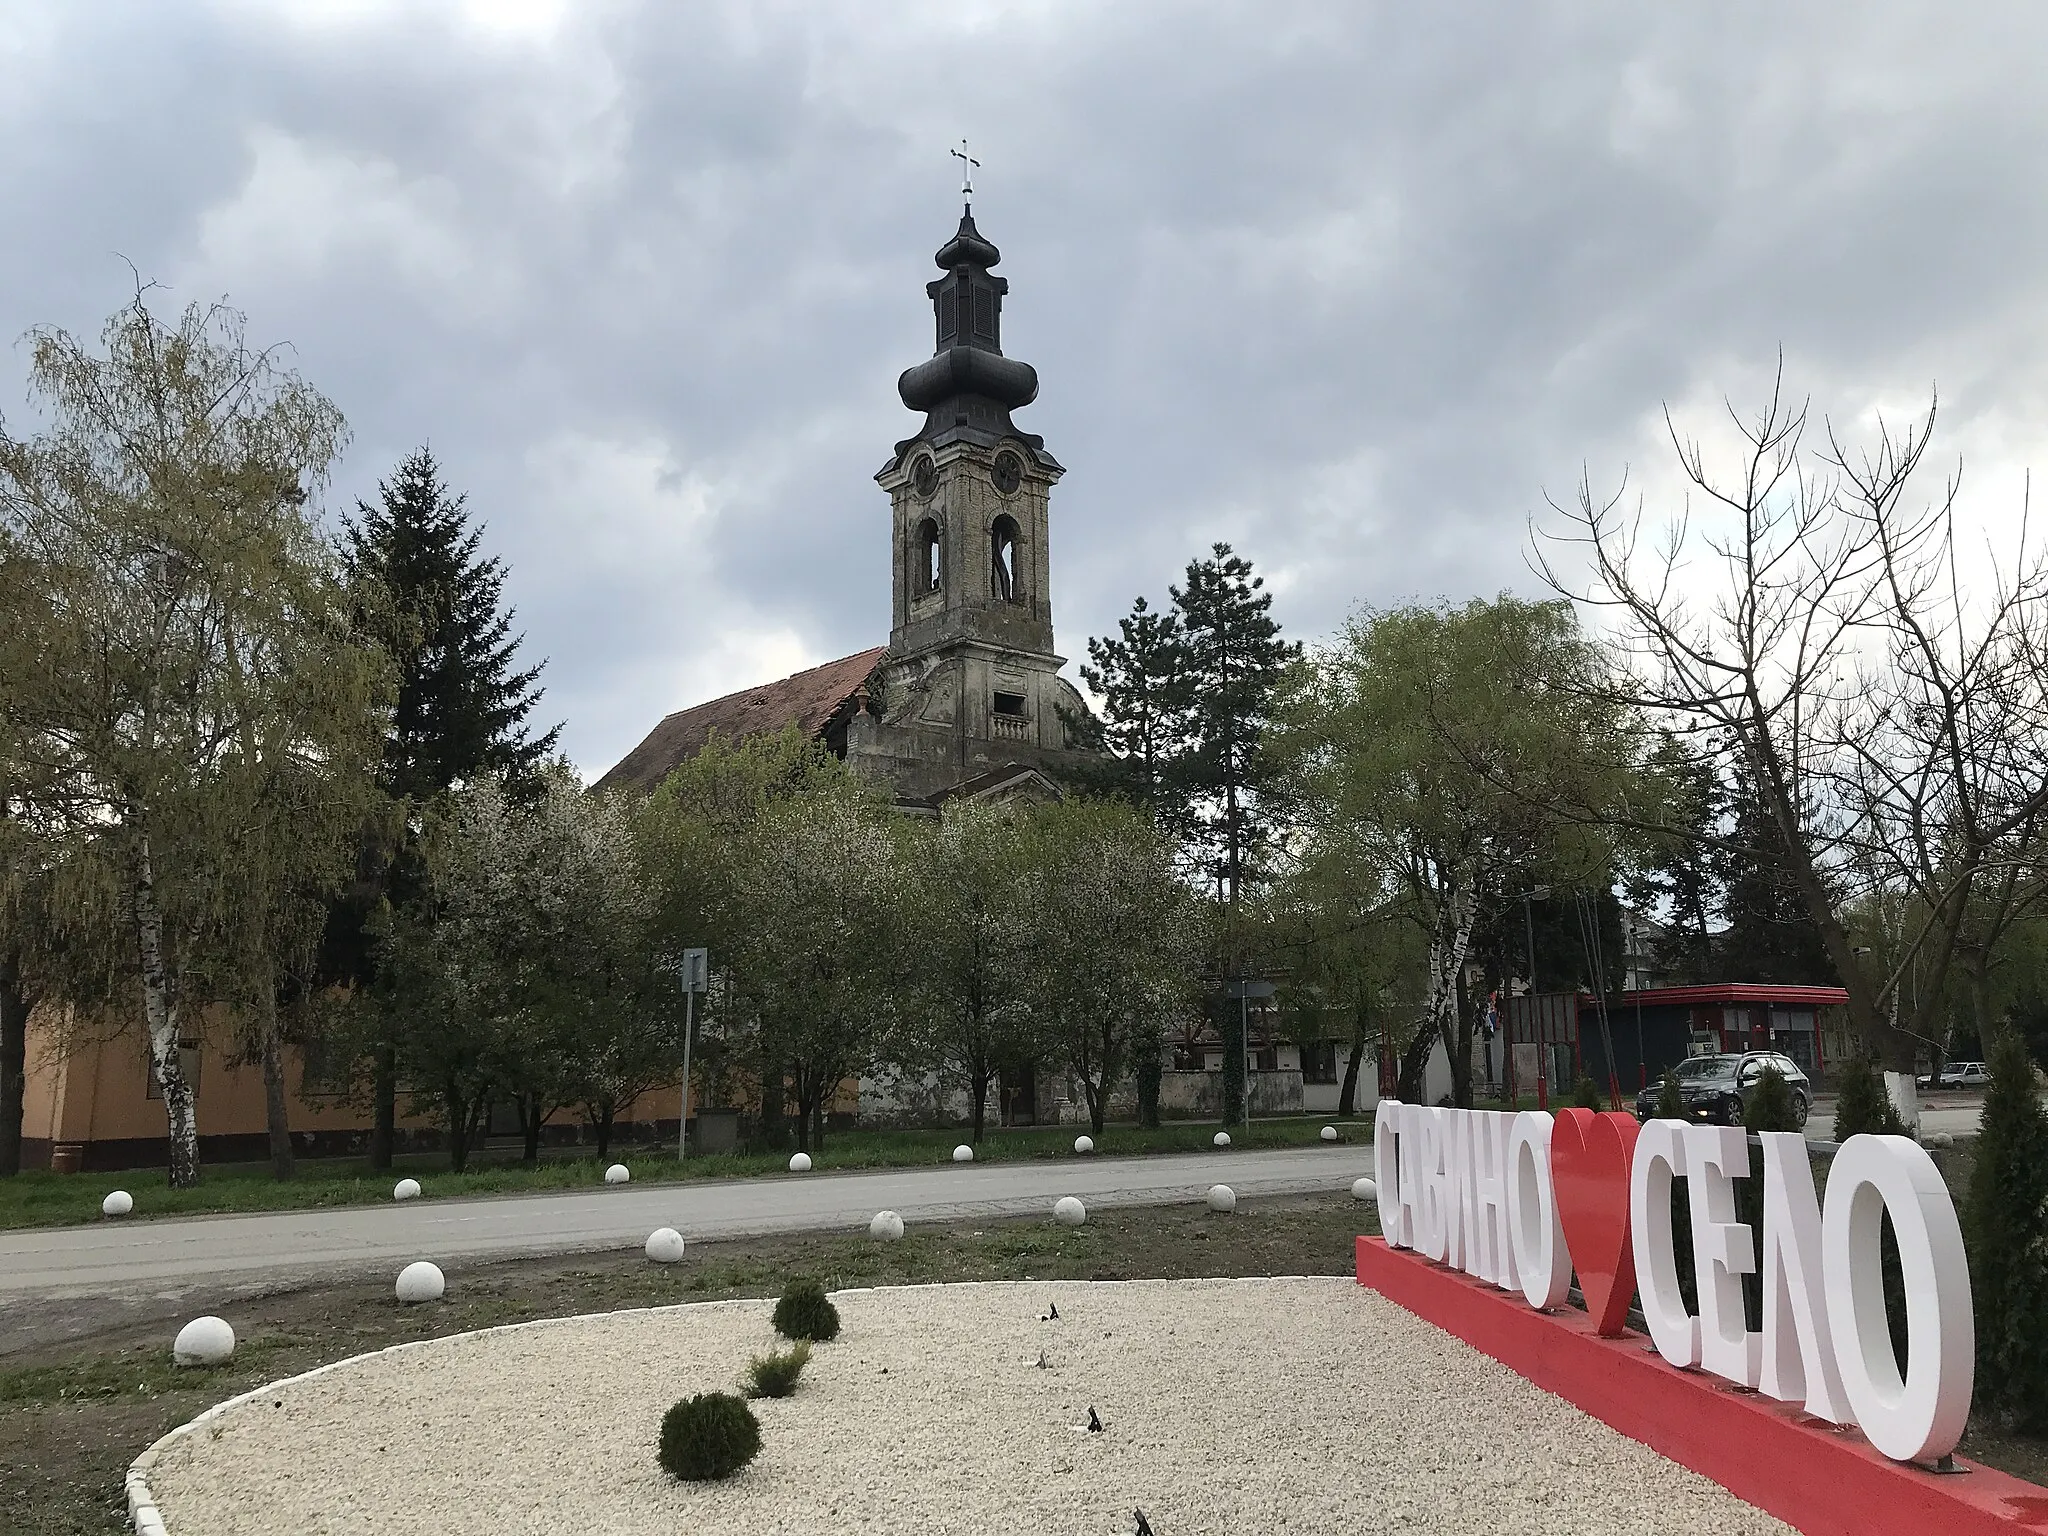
xmin=0 ymin=293 xmax=368 ymax=1186
xmin=1275 ymin=598 xmax=1637 ymax=1106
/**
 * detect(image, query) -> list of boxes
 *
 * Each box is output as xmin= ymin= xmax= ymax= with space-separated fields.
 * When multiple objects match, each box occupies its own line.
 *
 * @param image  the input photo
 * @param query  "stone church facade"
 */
xmin=598 ymin=205 xmax=1100 ymax=808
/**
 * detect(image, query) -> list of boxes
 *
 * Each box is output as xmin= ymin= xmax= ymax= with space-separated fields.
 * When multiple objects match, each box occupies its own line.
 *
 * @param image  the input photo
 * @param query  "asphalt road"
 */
xmin=0 ymin=1146 xmax=1369 ymax=1303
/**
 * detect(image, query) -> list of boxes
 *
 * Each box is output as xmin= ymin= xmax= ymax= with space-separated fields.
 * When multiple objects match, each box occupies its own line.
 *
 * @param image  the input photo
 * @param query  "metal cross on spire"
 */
xmin=951 ymin=138 xmax=980 ymax=199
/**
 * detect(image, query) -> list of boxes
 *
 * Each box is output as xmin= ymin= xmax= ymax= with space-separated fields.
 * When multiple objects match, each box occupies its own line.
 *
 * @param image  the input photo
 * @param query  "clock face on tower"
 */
xmin=992 ymin=451 xmax=1022 ymax=494
xmin=913 ymin=456 xmax=938 ymax=497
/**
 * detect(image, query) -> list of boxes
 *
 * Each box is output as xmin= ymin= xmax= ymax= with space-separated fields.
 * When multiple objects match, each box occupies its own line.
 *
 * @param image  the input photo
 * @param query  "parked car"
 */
xmin=1633 ymin=1052 xmax=1812 ymax=1129
xmin=1939 ymin=1061 xmax=1990 ymax=1089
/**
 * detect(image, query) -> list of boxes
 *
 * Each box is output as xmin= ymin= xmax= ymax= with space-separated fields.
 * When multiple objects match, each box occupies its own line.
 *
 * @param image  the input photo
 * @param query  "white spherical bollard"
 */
xmin=645 ymin=1227 xmax=687 ymax=1263
xmin=1053 ymin=1195 xmax=1087 ymax=1226
xmin=395 ymin=1261 xmax=445 ymax=1304
xmin=869 ymin=1210 xmax=905 ymax=1241
xmin=604 ymin=1163 xmax=630 ymax=1185
xmin=1320 ymin=1125 xmax=1340 ymax=1142
xmin=173 ymin=1316 xmax=235 ymax=1367
xmin=1073 ymin=1135 xmax=1095 ymax=1154
xmin=1352 ymin=1176 xmax=1378 ymax=1203
xmin=1207 ymin=1184 xmax=1237 ymax=1213
xmin=102 ymin=1190 xmax=134 ymax=1217
xmin=392 ymin=1178 xmax=421 ymax=1201
xmin=789 ymin=1152 xmax=812 ymax=1173
xmin=1213 ymin=1131 xmax=1231 ymax=1148
xmin=953 ymin=1144 xmax=974 ymax=1163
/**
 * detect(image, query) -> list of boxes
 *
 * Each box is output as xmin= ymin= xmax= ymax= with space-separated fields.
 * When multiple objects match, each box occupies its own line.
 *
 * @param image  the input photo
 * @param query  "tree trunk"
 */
xmin=133 ymin=833 xmax=201 ymax=1188
xmin=521 ymin=1100 xmax=543 ymax=1166
xmin=446 ymin=1082 xmax=474 ymax=1172
xmin=370 ymin=1042 xmax=396 ymax=1170
xmin=758 ymin=1061 xmax=786 ymax=1151
xmin=1338 ymin=1034 xmax=1366 ymax=1118
xmin=1397 ymin=1023 xmax=1434 ymax=1102
xmin=970 ymin=1064 xmax=990 ymax=1143
xmin=0 ymin=960 xmax=28 ymax=1177
xmin=1136 ymin=1050 xmax=1163 ymax=1129
xmin=593 ymin=1104 xmax=615 ymax=1162
xmin=256 ymin=982 xmax=295 ymax=1181
xmin=812 ymin=1099 xmax=827 ymax=1155
xmin=1217 ymin=991 xmax=1245 ymax=1123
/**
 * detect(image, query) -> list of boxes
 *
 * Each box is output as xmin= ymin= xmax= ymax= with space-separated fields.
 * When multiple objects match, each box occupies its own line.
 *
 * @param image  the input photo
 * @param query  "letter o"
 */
xmin=1374 ymin=1099 xmax=1407 ymax=1248
xmin=1507 ymin=1111 xmax=1570 ymax=1310
xmin=1820 ymin=1135 xmax=1974 ymax=1462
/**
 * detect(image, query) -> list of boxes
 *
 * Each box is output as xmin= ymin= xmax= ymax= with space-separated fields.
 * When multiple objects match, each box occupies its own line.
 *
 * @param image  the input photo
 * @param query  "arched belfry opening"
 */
xmin=917 ymin=516 xmax=942 ymax=594
xmin=990 ymin=514 xmax=1020 ymax=601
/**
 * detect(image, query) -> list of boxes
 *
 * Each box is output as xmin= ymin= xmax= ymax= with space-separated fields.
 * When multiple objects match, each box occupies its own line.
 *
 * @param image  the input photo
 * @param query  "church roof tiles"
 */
xmin=594 ymin=646 xmax=888 ymax=793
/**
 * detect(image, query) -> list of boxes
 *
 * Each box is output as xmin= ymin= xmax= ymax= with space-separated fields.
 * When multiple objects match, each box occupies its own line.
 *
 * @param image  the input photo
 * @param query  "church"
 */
xmin=596 ymin=201 xmax=1101 ymax=807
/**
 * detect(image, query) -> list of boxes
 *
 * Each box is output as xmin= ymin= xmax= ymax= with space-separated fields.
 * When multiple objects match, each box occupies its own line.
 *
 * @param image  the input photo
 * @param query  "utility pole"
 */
xmin=676 ymin=948 xmax=708 ymax=1159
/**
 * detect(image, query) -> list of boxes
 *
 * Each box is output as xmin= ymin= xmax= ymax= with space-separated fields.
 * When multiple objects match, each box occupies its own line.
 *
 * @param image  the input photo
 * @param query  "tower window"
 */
xmin=917 ymin=517 xmax=941 ymax=594
xmin=993 ymin=691 xmax=1027 ymax=717
xmin=940 ymin=291 xmax=957 ymax=342
xmin=973 ymin=287 xmax=995 ymax=338
xmin=990 ymin=514 xmax=1020 ymax=600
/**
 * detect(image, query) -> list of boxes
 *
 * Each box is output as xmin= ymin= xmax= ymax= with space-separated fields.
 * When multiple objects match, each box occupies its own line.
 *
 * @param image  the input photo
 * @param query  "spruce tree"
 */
xmin=334 ymin=447 xmax=559 ymax=1165
xmin=346 ymin=448 xmax=558 ymax=803
xmin=1716 ymin=770 xmax=1835 ymax=984
xmin=1078 ymin=595 xmax=1190 ymax=820
xmin=1966 ymin=1030 xmax=2048 ymax=1430
xmin=1170 ymin=544 xmax=1301 ymax=911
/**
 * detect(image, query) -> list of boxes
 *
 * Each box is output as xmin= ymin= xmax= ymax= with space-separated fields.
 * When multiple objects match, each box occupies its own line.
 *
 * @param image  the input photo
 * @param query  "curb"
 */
xmin=123 ymin=1275 xmax=1346 ymax=1533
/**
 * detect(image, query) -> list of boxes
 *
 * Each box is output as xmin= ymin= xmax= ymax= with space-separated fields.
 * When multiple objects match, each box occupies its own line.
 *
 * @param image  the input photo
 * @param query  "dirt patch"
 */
xmin=0 ymin=1194 xmax=1370 ymax=1536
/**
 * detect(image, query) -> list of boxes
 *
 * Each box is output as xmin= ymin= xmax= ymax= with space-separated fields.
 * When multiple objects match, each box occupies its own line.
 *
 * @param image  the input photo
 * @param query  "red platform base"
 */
xmin=1356 ymin=1236 xmax=2048 ymax=1536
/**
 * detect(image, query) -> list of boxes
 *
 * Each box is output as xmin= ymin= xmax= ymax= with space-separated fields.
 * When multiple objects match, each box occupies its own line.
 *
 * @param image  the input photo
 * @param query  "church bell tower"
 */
xmin=850 ymin=199 xmax=1097 ymax=800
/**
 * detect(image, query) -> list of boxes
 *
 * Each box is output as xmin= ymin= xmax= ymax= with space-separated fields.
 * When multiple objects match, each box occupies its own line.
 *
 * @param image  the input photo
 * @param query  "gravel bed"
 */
xmin=141 ymin=1278 xmax=1792 ymax=1535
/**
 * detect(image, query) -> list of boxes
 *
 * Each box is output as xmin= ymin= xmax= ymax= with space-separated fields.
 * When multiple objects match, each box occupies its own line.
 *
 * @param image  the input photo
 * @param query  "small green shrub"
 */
xmin=1832 ymin=1054 xmax=1907 ymax=1139
xmin=1743 ymin=1066 xmax=1799 ymax=1133
xmin=1570 ymin=1076 xmax=1606 ymax=1111
xmin=1655 ymin=1070 xmax=1685 ymax=1119
xmin=658 ymin=1392 xmax=761 ymax=1481
xmin=744 ymin=1340 xmax=812 ymax=1399
xmin=773 ymin=1278 xmax=841 ymax=1342
xmin=1966 ymin=1031 xmax=2048 ymax=1431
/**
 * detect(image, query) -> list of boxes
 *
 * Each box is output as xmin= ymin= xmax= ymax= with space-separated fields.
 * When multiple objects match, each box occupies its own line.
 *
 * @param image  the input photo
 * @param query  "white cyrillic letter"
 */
xmin=1396 ymin=1102 xmax=1427 ymax=1253
xmin=1374 ymin=1098 xmax=1407 ymax=1249
xmin=1471 ymin=1111 xmax=1505 ymax=1286
xmin=1507 ymin=1111 xmax=1570 ymax=1310
xmin=1756 ymin=1130 xmax=1850 ymax=1423
xmin=1684 ymin=1124 xmax=1761 ymax=1388
xmin=1442 ymin=1109 xmax=1479 ymax=1273
xmin=1822 ymin=1134 xmax=1974 ymax=1463
xmin=1630 ymin=1117 xmax=1700 ymax=1368
xmin=1412 ymin=1105 xmax=1447 ymax=1262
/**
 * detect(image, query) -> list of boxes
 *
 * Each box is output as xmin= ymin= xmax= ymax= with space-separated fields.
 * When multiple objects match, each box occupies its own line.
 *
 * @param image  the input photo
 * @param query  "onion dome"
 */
xmin=890 ymin=205 xmax=1051 ymax=446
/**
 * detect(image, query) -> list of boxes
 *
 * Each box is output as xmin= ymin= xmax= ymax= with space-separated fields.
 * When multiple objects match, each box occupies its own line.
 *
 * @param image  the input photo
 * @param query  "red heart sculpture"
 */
xmin=1549 ymin=1108 xmax=1641 ymax=1336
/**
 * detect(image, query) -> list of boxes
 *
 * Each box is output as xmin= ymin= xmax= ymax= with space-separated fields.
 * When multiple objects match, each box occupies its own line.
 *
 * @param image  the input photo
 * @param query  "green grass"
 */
xmin=0 ymin=1115 xmax=1366 ymax=1231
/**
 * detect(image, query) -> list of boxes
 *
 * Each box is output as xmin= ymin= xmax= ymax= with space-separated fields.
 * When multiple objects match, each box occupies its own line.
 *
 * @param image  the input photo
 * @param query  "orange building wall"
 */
xmin=19 ymin=1001 xmax=689 ymax=1173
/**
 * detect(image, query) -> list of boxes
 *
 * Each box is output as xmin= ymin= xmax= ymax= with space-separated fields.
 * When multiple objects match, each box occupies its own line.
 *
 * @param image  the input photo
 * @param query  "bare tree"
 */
xmin=1536 ymin=370 xmax=2048 ymax=1124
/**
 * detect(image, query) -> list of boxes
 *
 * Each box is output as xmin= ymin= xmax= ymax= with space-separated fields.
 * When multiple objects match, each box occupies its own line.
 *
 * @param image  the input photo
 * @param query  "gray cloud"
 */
xmin=5 ymin=1 xmax=2044 ymax=774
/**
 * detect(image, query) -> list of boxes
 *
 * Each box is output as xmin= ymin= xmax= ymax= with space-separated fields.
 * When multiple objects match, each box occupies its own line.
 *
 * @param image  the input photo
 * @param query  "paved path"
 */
xmin=1804 ymin=1100 xmax=1983 ymax=1142
xmin=0 ymin=1146 xmax=1367 ymax=1302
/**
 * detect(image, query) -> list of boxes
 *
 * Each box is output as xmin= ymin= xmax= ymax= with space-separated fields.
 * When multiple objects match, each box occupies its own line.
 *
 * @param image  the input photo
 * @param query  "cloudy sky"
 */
xmin=5 ymin=2 xmax=2044 ymax=777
